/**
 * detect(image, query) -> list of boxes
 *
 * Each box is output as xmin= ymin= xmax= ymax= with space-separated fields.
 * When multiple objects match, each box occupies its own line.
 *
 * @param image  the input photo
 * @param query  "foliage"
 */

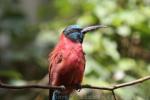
xmin=0 ymin=0 xmax=150 ymax=100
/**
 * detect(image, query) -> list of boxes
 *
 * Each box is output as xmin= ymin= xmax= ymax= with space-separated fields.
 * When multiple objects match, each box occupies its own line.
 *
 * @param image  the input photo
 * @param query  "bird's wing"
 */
xmin=48 ymin=50 xmax=63 ymax=100
xmin=48 ymin=49 xmax=63 ymax=85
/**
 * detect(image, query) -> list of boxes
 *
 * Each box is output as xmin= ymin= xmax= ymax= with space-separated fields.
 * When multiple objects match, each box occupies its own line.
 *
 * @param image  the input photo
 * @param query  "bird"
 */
xmin=48 ymin=24 xmax=106 ymax=100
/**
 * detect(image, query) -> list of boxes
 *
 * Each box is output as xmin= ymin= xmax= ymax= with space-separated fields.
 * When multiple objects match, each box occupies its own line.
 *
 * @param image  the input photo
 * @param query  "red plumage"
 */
xmin=48 ymin=33 xmax=85 ymax=94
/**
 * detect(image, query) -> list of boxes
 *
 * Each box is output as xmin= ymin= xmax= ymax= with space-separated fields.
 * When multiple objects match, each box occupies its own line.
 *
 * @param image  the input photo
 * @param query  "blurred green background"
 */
xmin=0 ymin=0 xmax=150 ymax=100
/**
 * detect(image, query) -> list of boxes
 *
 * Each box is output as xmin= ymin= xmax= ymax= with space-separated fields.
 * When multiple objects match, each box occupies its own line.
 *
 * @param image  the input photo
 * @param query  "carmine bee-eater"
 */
xmin=49 ymin=25 xmax=106 ymax=100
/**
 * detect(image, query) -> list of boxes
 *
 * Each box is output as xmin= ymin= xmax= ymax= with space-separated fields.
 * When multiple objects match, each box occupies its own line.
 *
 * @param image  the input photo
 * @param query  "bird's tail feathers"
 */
xmin=51 ymin=90 xmax=69 ymax=100
xmin=49 ymin=89 xmax=54 ymax=100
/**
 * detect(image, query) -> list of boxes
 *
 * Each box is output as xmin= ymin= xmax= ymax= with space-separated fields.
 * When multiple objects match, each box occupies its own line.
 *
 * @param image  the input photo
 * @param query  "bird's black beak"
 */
xmin=81 ymin=25 xmax=107 ymax=34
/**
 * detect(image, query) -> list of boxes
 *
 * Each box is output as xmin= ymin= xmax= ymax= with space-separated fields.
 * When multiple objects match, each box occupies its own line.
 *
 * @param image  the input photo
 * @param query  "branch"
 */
xmin=0 ymin=82 xmax=65 ymax=90
xmin=0 ymin=75 xmax=150 ymax=91
xmin=0 ymin=76 xmax=149 ymax=100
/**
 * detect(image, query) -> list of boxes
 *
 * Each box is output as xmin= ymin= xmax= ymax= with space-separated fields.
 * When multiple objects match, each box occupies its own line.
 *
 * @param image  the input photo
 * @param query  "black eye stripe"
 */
xmin=63 ymin=28 xmax=84 ymax=43
xmin=66 ymin=29 xmax=82 ymax=35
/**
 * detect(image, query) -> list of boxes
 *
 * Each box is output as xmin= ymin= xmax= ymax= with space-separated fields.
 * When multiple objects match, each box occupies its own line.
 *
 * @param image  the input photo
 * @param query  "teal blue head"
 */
xmin=63 ymin=24 xmax=107 ymax=43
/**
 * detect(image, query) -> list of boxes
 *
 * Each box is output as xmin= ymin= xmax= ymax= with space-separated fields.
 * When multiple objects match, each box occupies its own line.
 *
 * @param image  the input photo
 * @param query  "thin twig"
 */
xmin=81 ymin=75 xmax=150 ymax=90
xmin=111 ymin=90 xmax=117 ymax=100
xmin=0 ymin=75 xmax=150 ymax=91
xmin=113 ymin=75 xmax=150 ymax=89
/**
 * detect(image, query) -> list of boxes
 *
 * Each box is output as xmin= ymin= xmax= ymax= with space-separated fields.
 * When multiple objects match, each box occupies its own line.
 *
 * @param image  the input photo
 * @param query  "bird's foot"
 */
xmin=74 ymin=84 xmax=81 ymax=92
xmin=60 ymin=85 xmax=66 ymax=91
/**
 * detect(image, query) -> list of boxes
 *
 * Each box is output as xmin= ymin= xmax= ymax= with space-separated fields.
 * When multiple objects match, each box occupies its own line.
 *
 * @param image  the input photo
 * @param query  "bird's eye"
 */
xmin=77 ymin=34 xmax=81 ymax=39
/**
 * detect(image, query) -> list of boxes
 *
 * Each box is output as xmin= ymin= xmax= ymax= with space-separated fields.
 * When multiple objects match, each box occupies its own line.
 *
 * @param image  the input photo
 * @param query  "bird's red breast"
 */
xmin=49 ymin=33 xmax=85 ymax=94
